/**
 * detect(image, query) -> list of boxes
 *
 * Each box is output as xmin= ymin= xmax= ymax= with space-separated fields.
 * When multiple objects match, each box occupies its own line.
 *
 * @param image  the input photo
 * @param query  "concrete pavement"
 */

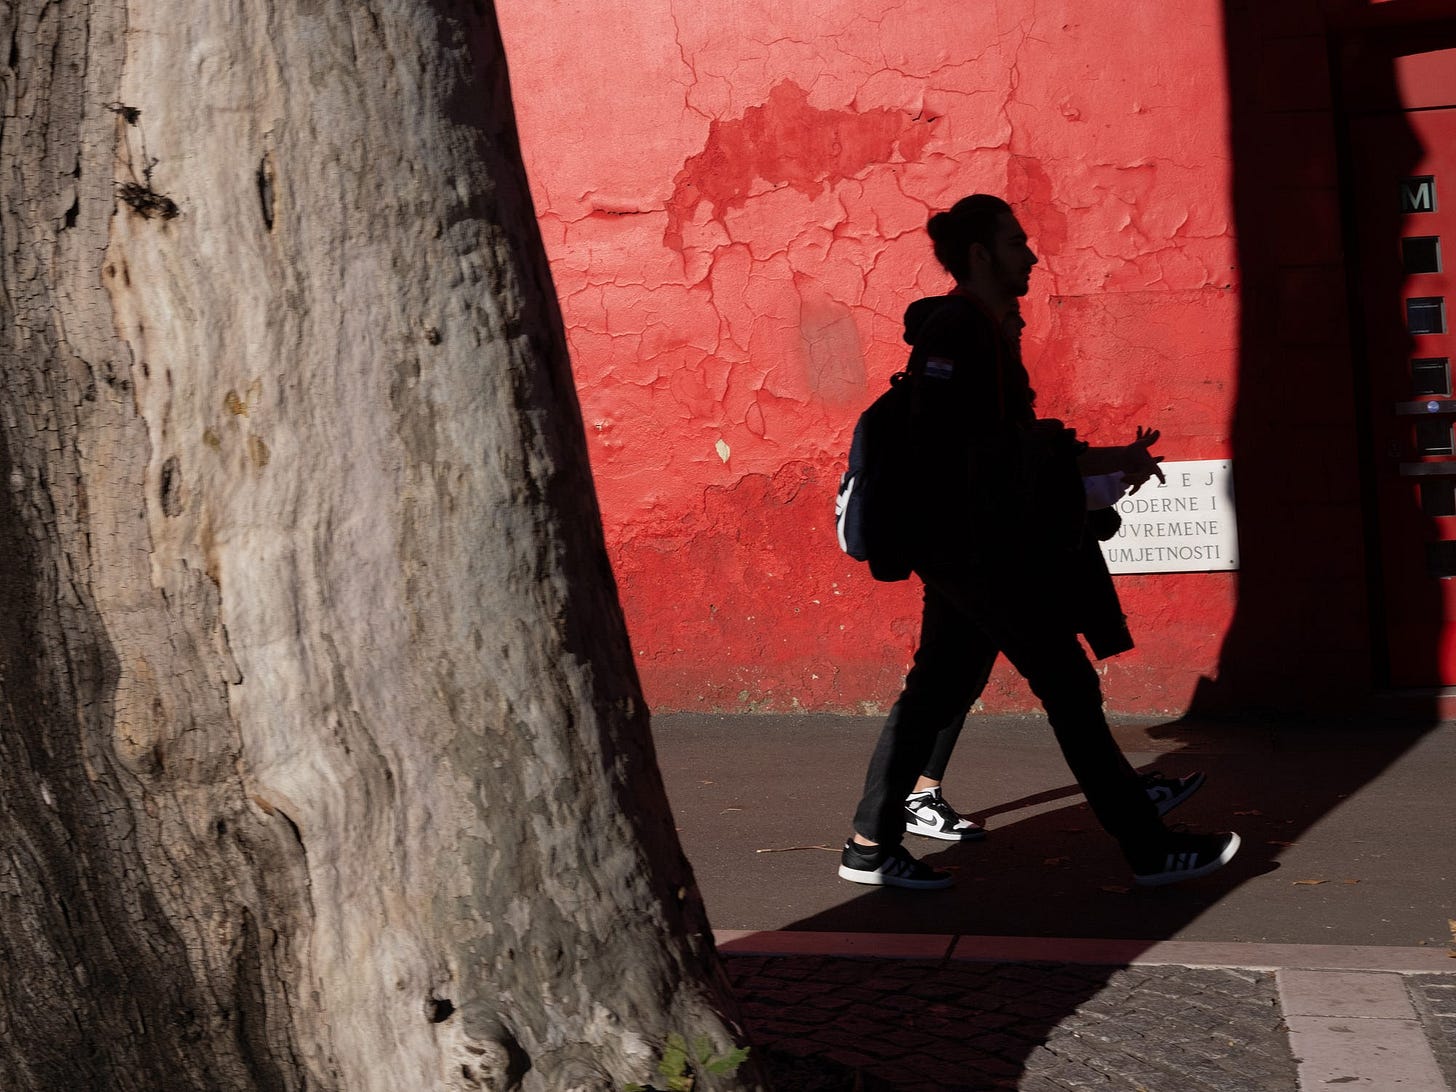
xmin=652 ymin=713 xmax=1456 ymax=1090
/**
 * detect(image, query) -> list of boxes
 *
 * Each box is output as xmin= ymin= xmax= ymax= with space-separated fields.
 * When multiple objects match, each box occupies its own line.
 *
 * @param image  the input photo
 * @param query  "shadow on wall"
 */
xmin=1192 ymin=6 xmax=1452 ymax=721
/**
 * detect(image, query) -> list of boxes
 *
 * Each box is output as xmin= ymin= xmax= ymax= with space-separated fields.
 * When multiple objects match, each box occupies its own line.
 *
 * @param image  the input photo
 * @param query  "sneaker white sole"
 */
xmin=837 ymin=863 xmax=954 ymax=890
xmin=1133 ymin=832 xmax=1241 ymax=887
xmin=905 ymin=819 xmax=987 ymax=842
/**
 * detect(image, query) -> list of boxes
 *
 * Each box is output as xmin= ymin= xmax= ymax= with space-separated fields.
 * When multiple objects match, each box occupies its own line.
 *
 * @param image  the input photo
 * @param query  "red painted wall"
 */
xmin=498 ymin=1 xmax=1242 ymax=714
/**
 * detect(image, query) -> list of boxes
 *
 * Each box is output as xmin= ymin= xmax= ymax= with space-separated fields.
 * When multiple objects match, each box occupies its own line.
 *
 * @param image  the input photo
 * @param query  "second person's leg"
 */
xmin=850 ymin=582 xmax=998 ymax=847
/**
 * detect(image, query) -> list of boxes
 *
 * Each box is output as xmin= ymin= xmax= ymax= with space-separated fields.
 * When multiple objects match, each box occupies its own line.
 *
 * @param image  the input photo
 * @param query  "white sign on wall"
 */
xmin=1099 ymin=460 xmax=1238 ymax=574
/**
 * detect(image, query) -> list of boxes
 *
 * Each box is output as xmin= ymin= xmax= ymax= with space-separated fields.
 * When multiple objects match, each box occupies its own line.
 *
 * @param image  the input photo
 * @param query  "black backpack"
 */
xmin=834 ymin=372 xmax=915 ymax=581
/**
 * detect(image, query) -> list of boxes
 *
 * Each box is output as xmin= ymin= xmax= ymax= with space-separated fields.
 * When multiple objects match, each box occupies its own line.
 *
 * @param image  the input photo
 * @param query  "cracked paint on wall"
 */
xmin=498 ymin=0 xmax=1237 ymax=714
xmin=663 ymin=80 xmax=938 ymax=260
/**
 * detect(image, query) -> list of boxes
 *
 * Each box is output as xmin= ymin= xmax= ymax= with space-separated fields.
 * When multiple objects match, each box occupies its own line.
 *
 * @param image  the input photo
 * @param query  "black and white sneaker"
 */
xmin=838 ymin=840 xmax=954 ymax=889
xmin=1129 ymin=831 xmax=1241 ymax=887
xmin=1142 ymin=770 xmax=1206 ymax=816
xmin=905 ymin=788 xmax=987 ymax=841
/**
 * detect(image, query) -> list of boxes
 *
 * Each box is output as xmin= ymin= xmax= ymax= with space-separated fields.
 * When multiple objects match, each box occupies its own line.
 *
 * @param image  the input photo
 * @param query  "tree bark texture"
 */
xmin=0 ymin=3 xmax=757 ymax=1089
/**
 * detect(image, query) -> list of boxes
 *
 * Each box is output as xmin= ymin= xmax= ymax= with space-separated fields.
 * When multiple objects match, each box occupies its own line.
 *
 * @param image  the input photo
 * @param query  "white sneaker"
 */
xmin=905 ymin=788 xmax=986 ymax=841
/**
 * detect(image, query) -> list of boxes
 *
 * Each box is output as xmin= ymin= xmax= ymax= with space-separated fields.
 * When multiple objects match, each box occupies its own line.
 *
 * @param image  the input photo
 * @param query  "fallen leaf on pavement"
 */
xmin=720 ymin=807 xmax=743 ymax=813
xmin=1267 ymin=840 xmax=1297 ymax=847
xmin=1343 ymin=879 xmax=1361 ymax=885
xmin=1234 ymin=809 xmax=1263 ymax=816
xmin=1293 ymin=879 xmax=1328 ymax=886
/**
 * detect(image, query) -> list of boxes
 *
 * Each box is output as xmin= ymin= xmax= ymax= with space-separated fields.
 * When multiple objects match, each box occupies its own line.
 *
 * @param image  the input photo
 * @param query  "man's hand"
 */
xmin=1122 ymin=425 xmax=1165 ymax=494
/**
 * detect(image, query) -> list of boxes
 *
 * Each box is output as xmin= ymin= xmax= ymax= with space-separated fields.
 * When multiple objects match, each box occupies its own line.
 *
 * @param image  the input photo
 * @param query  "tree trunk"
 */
xmin=0 ymin=3 xmax=759 ymax=1089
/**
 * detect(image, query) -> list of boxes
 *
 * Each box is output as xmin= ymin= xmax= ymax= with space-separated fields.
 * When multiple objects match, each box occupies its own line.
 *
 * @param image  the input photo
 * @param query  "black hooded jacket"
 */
xmin=898 ymin=292 xmax=1132 ymax=658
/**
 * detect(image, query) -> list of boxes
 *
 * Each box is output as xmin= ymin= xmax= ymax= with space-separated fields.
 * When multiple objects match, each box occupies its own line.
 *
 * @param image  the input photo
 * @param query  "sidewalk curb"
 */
xmin=714 ymin=929 xmax=1456 ymax=973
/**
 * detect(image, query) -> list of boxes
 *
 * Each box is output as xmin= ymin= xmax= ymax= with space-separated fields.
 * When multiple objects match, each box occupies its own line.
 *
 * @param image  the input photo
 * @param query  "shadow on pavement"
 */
xmin=779 ymin=716 xmax=1438 ymax=940
xmin=666 ymin=713 xmax=1450 ymax=1089
xmin=730 ymin=955 xmax=1295 ymax=1091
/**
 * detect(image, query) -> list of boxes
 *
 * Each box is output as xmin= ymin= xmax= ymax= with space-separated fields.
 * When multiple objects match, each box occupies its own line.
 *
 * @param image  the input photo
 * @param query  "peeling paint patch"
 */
xmin=796 ymin=285 xmax=865 ymax=405
xmin=664 ymin=80 xmax=938 ymax=254
xmin=1008 ymin=155 xmax=1069 ymax=258
xmin=715 ymin=439 xmax=730 ymax=463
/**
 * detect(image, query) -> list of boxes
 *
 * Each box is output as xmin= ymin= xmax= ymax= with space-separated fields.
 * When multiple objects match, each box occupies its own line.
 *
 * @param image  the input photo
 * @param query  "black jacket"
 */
xmin=900 ymin=293 xmax=1133 ymax=658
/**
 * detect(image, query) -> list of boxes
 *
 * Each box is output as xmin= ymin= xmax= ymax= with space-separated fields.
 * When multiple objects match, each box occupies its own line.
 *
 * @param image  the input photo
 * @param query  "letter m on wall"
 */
xmin=1402 ymin=176 xmax=1437 ymax=213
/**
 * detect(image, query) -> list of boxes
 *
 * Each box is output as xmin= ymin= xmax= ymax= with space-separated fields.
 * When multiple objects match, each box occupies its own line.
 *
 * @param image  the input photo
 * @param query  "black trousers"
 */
xmin=920 ymin=730 xmax=960 ymax=784
xmin=918 ymin=678 xmax=988 ymax=782
xmin=851 ymin=565 xmax=1163 ymax=855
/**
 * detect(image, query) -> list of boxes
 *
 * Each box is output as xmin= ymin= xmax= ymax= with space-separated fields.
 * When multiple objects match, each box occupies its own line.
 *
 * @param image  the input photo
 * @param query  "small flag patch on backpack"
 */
xmin=924 ymin=357 xmax=954 ymax=379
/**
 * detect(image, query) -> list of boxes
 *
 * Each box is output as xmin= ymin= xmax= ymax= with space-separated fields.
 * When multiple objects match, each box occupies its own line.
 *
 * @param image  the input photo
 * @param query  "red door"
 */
xmin=1349 ymin=46 xmax=1456 ymax=687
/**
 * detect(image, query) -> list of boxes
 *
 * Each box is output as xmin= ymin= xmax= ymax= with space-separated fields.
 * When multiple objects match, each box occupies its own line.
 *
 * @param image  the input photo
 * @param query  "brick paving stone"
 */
xmin=1018 ymin=1075 xmax=1089 ymax=1092
xmin=971 ymin=1055 xmax=1028 ymax=1080
xmin=894 ymin=1052 xmax=981 ymax=1085
xmin=755 ymin=1047 xmax=892 ymax=1092
xmin=980 ymin=978 xmax=1044 ymax=1000
xmin=970 ymin=1031 xmax=1036 ymax=1057
xmin=1044 ymin=1042 xmax=1222 ymax=1092
xmin=726 ymin=955 xmax=1301 ymax=1091
xmin=820 ymin=1048 xmax=878 ymax=1069
xmin=879 ymin=993 xmax=929 ymax=1014
xmin=766 ymin=1035 xmax=823 ymax=1059
xmin=1414 ymin=979 xmax=1456 ymax=1015
xmin=1015 ymin=967 xmax=1294 ymax=1091
xmin=880 ymin=1029 xmax=938 ymax=1051
xmin=963 ymin=1011 xmax=1023 ymax=1032
xmin=802 ymin=992 xmax=857 ymax=1012
xmin=905 ymin=979 xmax=956 ymax=1000
xmin=826 ymin=1016 xmax=886 ymax=1038
xmin=1408 ymin=974 xmax=1456 ymax=1092
xmin=808 ymin=1023 xmax=881 ymax=1048
xmin=1019 ymin=1048 xmax=1117 ymax=1089
xmin=757 ymin=966 xmax=807 ymax=983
